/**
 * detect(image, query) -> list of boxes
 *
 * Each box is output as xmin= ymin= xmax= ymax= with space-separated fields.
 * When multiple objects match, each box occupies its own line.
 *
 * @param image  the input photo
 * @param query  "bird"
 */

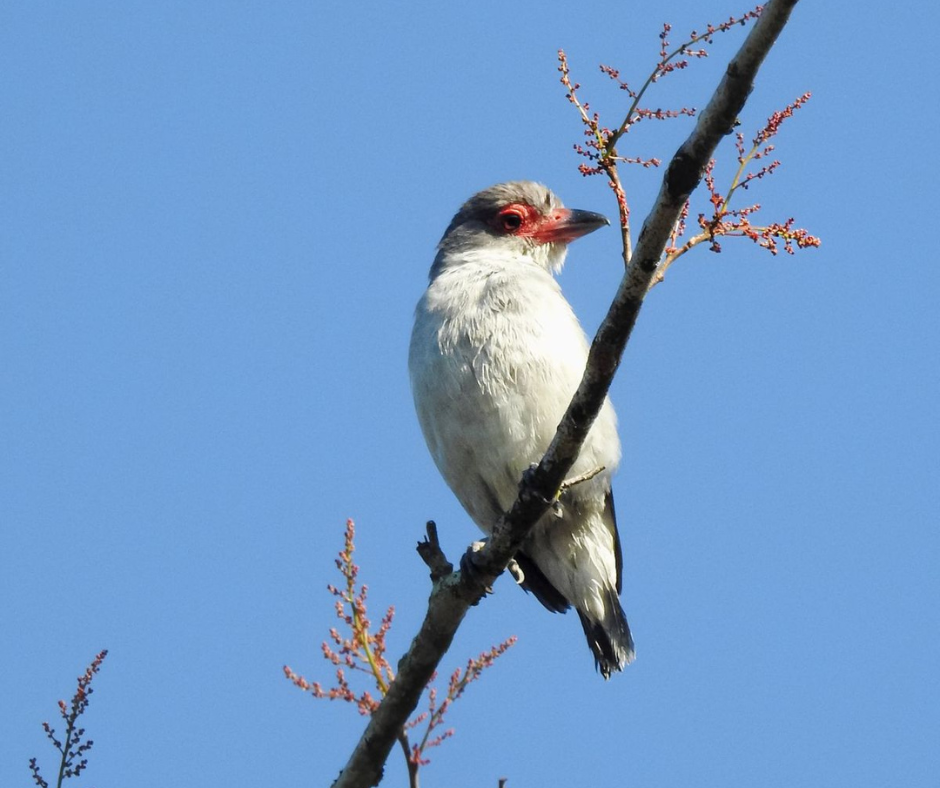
xmin=408 ymin=181 xmax=634 ymax=677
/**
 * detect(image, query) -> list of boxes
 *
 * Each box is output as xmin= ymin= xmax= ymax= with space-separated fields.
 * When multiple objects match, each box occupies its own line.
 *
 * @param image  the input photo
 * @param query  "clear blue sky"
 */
xmin=3 ymin=2 xmax=938 ymax=786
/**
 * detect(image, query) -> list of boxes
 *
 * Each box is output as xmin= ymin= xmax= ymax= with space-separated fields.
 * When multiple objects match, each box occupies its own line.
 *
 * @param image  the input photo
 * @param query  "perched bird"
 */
xmin=409 ymin=181 xmax=634 ymax=677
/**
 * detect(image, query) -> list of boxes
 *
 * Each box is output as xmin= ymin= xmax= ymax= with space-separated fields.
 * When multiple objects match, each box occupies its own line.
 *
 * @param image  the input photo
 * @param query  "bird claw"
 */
xmin=459 ymin=540 xmax=526 ymax=593
xmin=521 ymin=463 xmax=540 ymax=485
xmin=507 ymin=557 xmax=525 ymax=585
xmin=460 ymin=541 xmax=494 ymax=599
xmin=521 ymin=463 xmax=565 ymax=517
xmin=521 ymin=464 xmax=555 ymax=507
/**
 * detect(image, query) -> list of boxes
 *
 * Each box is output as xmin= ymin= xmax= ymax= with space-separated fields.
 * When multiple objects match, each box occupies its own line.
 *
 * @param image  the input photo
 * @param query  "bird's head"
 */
xmin=432 ymin=181 xmax=609 ymax=276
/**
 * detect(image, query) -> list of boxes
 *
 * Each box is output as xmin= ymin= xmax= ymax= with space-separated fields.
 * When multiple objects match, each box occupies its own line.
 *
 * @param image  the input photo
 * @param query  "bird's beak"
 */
xmin=535 ymin=208 xmax=610 ymax=244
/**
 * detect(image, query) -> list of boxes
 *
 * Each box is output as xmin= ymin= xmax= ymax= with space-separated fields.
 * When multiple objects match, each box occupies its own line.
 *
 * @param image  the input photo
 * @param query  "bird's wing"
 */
xmin=513 ymin=550 xmax=571 ymax=613
xmin=606 ymin=490 xmax=624 ymax=595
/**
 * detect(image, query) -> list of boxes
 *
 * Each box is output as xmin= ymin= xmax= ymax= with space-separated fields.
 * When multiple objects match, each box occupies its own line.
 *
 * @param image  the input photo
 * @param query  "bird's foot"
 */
xmin=459 ymin=541 xmax=526 ymax=595
xmin=521 ymin=463 xmax=562 ymax=516
xmin=460 ymin=540 xmax=494 ymax=599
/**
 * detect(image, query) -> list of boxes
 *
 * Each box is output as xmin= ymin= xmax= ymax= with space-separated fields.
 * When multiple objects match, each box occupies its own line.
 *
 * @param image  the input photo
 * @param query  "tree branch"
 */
xmin=331 ymin=2 xmax=800 ymax=785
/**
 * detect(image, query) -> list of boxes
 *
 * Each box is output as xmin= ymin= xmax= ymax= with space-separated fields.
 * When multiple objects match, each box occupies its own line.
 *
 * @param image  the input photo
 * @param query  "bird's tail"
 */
xmin=577 ymin=586 xmax=635 ymax=679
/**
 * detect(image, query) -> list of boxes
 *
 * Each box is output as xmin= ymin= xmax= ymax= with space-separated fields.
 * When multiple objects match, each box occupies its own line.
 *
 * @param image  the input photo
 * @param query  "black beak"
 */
xmin=536 ymin=208 xmax=610 ymax=244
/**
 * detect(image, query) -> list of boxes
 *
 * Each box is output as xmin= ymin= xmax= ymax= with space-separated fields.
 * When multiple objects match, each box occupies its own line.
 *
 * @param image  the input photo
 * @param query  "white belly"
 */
xmin=409 ymin=260 xmax=620 ymax=532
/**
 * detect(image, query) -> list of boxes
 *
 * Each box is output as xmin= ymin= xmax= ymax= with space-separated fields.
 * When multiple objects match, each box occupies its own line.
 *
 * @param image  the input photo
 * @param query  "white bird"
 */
xmin=409 ymin=181 xmax=634 ymax=677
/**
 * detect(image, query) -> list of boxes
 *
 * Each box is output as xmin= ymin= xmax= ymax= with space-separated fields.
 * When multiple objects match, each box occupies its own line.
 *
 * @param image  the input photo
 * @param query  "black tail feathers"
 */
xmin=577 ymin=587 xmax=635 ymax=679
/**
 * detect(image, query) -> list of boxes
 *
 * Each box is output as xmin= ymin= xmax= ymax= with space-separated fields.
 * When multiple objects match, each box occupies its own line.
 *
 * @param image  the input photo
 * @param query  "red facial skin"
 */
xmin=489 ymin=203 xmax=600 ymax=244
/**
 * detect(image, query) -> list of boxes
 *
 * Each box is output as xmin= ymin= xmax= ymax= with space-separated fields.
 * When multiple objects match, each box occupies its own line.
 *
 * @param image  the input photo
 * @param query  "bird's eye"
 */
xmin=498 ymin=209 xmax=525 ymax=233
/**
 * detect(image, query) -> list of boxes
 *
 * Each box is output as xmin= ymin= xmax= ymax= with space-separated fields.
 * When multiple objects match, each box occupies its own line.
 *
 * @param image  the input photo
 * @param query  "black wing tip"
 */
xmin=514 ymin=551 xmax=571 ymax=613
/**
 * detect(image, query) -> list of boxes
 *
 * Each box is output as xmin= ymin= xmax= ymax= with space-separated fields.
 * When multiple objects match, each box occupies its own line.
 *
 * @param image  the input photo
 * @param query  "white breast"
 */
xmin=409 ymin=252 xmax=620 ymax=533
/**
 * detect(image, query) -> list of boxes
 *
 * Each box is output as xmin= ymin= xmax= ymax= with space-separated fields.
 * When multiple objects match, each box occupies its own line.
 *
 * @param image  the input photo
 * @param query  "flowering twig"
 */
xmin=559 ymin=3 xmax=817 ymax=283
xmin=558 ymin=7 xmax=763 ymax=262
xmin=29 ymin=650 xmax=108 ymax=788
xmin=408 ymin=639 xmax=517 ymax=767
xmin=605 ymin=9 xmax=764 ymax=151
xmin=286 ymin=520 xmax=515 ymax=787
xmin=653 ymin=92 xmax=820 ymax=286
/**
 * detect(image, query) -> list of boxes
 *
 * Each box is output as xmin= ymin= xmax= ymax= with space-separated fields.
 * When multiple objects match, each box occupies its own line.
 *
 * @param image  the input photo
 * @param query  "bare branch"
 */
xmin=560 ymin=465 xmax=607 ymax=492
xmin=397 ymin=732 xmax=419 ymax=788
xmin=415 ymin=521 xmax=453 ymax=582
xmin=331 ymin=2 xmax=800 ymax=785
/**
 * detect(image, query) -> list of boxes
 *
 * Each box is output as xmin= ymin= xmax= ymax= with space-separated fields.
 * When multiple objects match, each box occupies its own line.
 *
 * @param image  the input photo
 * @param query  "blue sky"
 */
xmin=2 ymin=2 xmax=938 ymax=786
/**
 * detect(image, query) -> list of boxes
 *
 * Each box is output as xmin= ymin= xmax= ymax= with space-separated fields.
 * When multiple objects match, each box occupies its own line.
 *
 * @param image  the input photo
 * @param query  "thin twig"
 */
xmin=559 ymin=466 xmax=606 ymax=492
xmin=397 ymin=732 xmax=419 ymax=788
xmin=416 ymin=521 xmax=453 ymax=582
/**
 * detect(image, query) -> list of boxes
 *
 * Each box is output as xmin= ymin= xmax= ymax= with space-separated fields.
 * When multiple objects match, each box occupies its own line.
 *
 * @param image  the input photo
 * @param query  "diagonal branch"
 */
xmin=331 ymin=2 xmax=800 ymax=785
